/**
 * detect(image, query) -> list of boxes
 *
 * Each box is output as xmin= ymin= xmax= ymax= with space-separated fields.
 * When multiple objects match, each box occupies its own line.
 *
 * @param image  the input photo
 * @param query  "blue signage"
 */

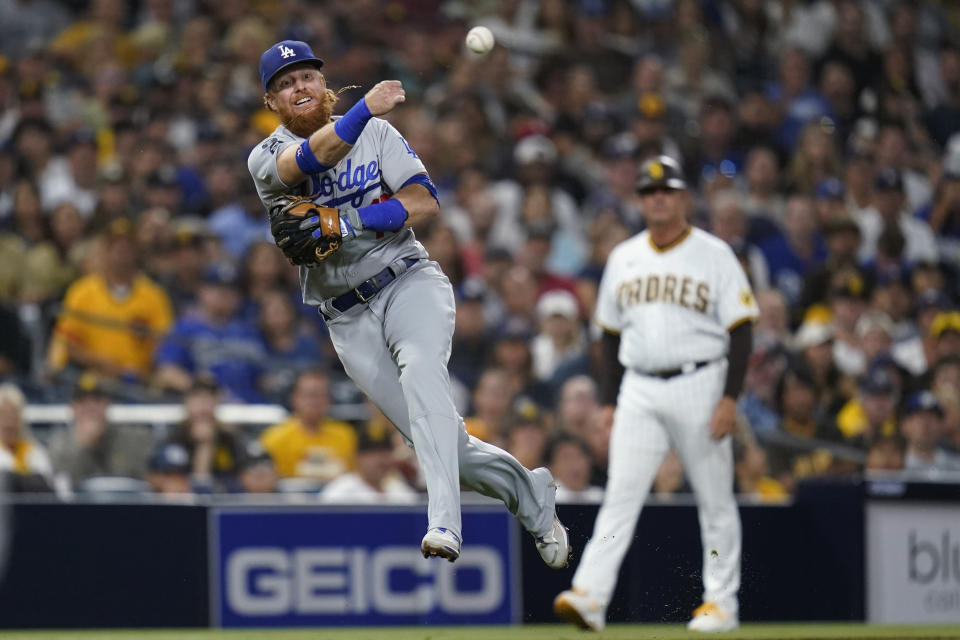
xmin=213 ymin=507 xmax=519 ymax=627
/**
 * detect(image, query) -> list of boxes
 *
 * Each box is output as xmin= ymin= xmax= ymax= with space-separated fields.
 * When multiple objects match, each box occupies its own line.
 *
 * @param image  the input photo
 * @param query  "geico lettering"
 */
xmin=227 ymin=548 xmax=291 ymax=615
xmin=225 ymin=546 xmax=504 ymax=616
xmin=371 ymin=548 xmax=433 ymax=614
xmin=294 ymin=549 xmax=353 ymax=614
xmin=436 ymin=548 xmax=502 ymax=613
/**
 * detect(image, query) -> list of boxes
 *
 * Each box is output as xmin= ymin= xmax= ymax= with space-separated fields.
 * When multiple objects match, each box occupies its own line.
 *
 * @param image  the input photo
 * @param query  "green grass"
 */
xmin=2 ymin=624 xmax=960 ymax=640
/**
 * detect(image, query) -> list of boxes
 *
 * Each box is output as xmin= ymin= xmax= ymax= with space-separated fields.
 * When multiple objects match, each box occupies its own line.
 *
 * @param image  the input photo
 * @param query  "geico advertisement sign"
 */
xmin=225 ymin=545 xmax=504 ymax=617
xmin=867 ymin=502 xmax=960 ymax=623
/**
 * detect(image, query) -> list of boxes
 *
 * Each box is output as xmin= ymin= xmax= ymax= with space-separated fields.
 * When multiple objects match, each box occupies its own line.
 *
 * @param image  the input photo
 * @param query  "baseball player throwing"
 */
xmin=554 ymin=156 xmax=757 ymax=632
xmin=247 ymin=40 xmax=569 ymax=568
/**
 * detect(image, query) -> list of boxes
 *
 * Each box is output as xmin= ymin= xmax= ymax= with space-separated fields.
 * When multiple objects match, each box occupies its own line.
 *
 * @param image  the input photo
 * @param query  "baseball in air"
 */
xmin=466 ymin=26 xmax=495 ymax=55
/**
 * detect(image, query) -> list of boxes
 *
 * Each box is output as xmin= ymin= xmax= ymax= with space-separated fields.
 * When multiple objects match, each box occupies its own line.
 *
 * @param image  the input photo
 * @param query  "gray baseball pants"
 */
xmin=323 ymin=260 xmax=555 ymax=541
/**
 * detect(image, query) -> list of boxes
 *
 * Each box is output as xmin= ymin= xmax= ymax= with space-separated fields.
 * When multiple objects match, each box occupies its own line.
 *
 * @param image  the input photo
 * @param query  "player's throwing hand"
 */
xmin=363 ymin=80 xmax=405 ymax=116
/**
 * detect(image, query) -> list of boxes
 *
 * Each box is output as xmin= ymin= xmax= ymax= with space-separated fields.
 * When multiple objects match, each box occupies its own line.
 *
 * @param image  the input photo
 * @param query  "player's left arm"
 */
xmin=337 ymin=119 xmax=439 ymax=236
xmin=338 ymin=173 xmax=438 ymax=236
xmin=709 ymin=243 xmax=760 ymax=440
xmin=390 ymin=177 xmax=439 ymax=227
xmin=709 ymin=319 xmax=753 ymax=440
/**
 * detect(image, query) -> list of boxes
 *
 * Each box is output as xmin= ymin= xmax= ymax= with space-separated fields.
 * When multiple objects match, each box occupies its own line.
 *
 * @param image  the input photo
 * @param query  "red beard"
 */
xmin=280 ymin=91 xmax=336 ymax=138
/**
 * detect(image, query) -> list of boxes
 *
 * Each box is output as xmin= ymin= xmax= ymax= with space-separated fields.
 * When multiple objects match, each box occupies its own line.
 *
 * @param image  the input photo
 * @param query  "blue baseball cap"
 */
xmin=259 ymin=40 xmax=324 ymax=92
xmin=815 ymin=177 xmax=844 ymax=200
xmin=874 ymin=168 xmax=904 ymax=192
xmin=149 ymin=443 xmax=191 ymax=474
xmin=913 ymin=290 xmax=953 ymax=315
xmin=858 ymin=365 xmax=896 ymax=395
xmin=903 ymin=391 xmax=944 ymax=418
xmin=202 ymin=263 xmax=240 ymax=287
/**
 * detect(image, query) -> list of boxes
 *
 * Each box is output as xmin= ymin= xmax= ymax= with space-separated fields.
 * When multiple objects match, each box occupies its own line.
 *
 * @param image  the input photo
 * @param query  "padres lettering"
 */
xmin=616 ymin=274 xmax=709 ymax=312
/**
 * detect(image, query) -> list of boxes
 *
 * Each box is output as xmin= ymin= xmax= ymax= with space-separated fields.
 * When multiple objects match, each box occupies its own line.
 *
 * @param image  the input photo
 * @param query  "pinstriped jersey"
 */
xmin=594 ymin=226 xmax=758 ymax=371
xmin=247 ymin=117 xmax=429 ymax=302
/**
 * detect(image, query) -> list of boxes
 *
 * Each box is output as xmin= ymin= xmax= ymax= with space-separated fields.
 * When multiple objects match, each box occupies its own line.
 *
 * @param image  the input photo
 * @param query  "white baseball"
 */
xmin=466 ymin=26 xmax=495 ymax=55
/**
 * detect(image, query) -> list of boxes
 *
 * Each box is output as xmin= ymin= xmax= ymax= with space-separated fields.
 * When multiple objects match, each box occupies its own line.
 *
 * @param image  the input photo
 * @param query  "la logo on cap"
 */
xmin=279 ymin=44 xmax=295 ymax=59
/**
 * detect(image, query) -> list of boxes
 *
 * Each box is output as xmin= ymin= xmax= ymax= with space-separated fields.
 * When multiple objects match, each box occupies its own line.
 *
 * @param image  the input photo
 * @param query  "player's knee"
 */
xmin=398 ymin=348 xmax=445 ymax=380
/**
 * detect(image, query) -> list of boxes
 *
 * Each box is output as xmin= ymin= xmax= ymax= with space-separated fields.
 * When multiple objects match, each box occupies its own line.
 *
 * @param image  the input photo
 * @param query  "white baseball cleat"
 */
xmin=687 ymin=602 xmax=739 ymax=632
xmin=554 ymin=589 xmax=606 ymax=631
xmin=420 ymin=527 xmax=461 ymax=562
xmin=535 ymin=512 xmax=571 ymax=569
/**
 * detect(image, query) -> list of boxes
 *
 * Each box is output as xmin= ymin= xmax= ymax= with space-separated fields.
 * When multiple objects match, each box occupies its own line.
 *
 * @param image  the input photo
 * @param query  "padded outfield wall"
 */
xmin=0 ymin=478 xmax=953 ymax=628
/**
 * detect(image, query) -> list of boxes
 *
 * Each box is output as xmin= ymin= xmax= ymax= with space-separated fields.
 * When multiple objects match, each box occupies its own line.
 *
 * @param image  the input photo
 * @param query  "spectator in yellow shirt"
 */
xmin=47 ymin=218 xmax=173 ymax=384
xmin=260 ymin=369 xmax=356 ymax=481
xmin=836 ymin=363 xmax=899 ymax=446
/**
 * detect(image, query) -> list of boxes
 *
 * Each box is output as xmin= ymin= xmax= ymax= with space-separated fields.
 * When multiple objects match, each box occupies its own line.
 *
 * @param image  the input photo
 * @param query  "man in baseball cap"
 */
xmin=48 ymin=373 xmax=152 ymax=488
xmin=254 ymin=39 xmax=406 ymax=173
xmin=900 ymin=390 xmax=960 ymax=471
xmin=250 ymin=35 xmax=573 ymax=572
xmin=865 ymin=167 xmax=938 ymax=264
xmin=239 ymin=441 xmax=278 ymax=494
xmin=258 ymin=40 xmax=336 ymax=140
xmin=259 ymin=40 xmax=324 ymax=92
xmin=555 ymin=147 xmax=757 ymax=633
xmin=147 ymin=442 xmax=193 ymax=494
xmin=636 ymin=155 xmax=687 ymax=194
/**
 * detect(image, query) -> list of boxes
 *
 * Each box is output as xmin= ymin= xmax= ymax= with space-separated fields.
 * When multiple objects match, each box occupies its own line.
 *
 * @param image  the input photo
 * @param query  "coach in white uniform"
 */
xmin=246 ymin=41 xmax=571 ymax=568
xmin=555 ymin=155 xmax=758 ymax=632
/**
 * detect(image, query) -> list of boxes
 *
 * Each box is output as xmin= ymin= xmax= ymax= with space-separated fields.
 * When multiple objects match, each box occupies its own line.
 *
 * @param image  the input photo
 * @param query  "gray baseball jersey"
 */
xmin=247 ymin=117 xmax=428 ymax=301
xmin=247 ymin=115 xmax=557 ymax=547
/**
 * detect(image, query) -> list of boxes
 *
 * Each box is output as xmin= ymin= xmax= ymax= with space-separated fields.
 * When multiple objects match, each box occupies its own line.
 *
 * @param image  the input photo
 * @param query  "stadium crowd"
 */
xmin=1 ymin=0 xmax=959 ymax=500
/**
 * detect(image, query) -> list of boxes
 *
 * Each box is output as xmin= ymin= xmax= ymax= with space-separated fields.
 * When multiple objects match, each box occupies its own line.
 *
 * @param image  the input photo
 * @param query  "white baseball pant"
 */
xmin=572 ymin=361 xmax=741 ymax=615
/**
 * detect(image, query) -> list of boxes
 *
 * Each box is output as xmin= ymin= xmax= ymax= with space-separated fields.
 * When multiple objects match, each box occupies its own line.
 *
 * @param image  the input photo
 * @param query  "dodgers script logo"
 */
xmin=314 ymin=159 xmax=382 ymax=208
xmin=279 ymin=45 xmax=295 ymax=59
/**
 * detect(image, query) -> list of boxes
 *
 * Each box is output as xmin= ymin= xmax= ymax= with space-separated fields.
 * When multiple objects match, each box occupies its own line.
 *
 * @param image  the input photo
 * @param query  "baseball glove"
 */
xmin=270 ymin=197 xmax=342 ymax=265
